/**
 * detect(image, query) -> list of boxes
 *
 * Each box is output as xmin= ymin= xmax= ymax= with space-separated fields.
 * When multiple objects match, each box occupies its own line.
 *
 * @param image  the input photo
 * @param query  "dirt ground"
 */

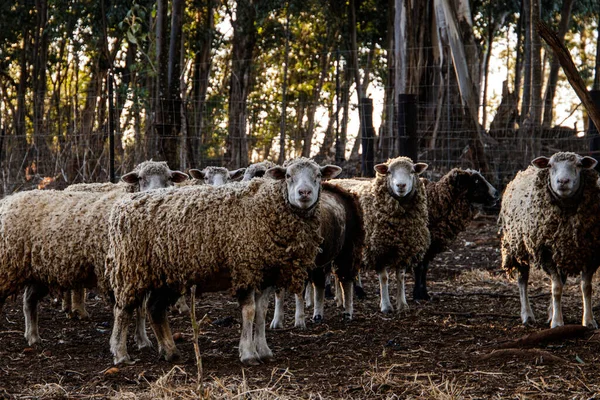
xmin=2 ymin=215 xmax=600 ymax=399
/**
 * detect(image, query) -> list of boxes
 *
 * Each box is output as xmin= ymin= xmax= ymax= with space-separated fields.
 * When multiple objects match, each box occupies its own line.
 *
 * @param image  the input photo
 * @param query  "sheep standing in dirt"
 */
xmin=188 ymin=166 xmax=246 ymax=185
xmin=412 ymin=169 xmax=499 ymax=300
xmin=330 ymin=157 xmax=430 ymax=313
xmin=107 ymin=158 xmax=341 ymax=365
xmin=500 ymin=152 xmax=600 ymax=328
xmin=0 ymin=161 xmax=188 ymax=346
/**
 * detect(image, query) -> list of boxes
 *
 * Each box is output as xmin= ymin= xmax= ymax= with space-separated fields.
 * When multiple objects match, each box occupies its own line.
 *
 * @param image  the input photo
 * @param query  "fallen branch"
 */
xmin=494 ymin=325 xmax=594 ymax=349
xmin=430 ymin=311 xmax=518 ymax=319
xmin=189 ymin=285 xmax=208 ymax=390
xmin=433 ymin=291 xmax=548 ymax=299
xmin=478 ymin=349 xmax=568 ymax=365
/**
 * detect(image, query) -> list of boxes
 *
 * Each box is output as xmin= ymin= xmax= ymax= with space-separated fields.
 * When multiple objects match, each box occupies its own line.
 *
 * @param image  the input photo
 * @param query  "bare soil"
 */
xmin=2 ymin=216 xmax=600 ymax=399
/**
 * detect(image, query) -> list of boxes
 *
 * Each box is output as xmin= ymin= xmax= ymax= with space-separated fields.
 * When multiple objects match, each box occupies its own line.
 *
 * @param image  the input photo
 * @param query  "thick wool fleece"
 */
xmin=65 ymin=181 xmax=135 ymax=193
xmin=107 ymin=178 xmax=323 ymax=309
xmin=243 ymin=161 xmax=276 ymax=181
xmin=422 ymin=169 xmax=476 ymax=262
xmin=500 ymin=158 xmax=600 ymax=276
xmin=0 ymin=189 xmax=122 ymax=299
xmin=331 ymin=159 xmax=430 ymax=271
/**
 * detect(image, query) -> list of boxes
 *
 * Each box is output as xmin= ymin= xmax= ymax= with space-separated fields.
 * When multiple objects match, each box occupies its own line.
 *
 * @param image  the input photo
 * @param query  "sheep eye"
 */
xmin=286 ymin=173 xmax=291 ymax=179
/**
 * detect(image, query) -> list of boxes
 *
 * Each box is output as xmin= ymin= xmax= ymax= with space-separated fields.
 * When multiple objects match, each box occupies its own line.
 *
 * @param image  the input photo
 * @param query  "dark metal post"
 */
xmin=397 ymin=93 xmax=418 ymax=161
xmin=588 ymin=90 xmax=600 ymax=170
xmin=108 ymin=71 xmax=116 ymax=183
xmin=360 ymin=98 xmax=375 ymax=177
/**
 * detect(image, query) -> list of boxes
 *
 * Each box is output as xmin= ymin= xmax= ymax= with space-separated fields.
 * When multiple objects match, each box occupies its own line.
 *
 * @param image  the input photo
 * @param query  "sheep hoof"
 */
xmin=585 ymin=320 xmax=598 ymax=329
xmin=241 ymin=353 xmax=262 ymax=366
xmin=412 ymin=289 xmax=430 ymax=301
xmin=522 ymin=316 xmax=536 ymax=326
xmin=257 ymin=349 xmax=273 ymax=361
xmin=342 ymin=312 xmax=352 ymax=321
xmin=164 ymin=351 xmax=181 ymax=362
xmin=114 ymin=355 xmax=135 ymax=365
xmin=135 ymin=338 xmax=153 ymax=350
xmin=294 ymin=321 xmax=307 ymax=330
xmin=269 ymin=320 xmax=283 ymax=330
xmin=312 ymin=315 xmax=323 ymax=323
xmin=26 ymin=335 xmax=42 ymax=347
xmin=381 ymin=307 xmax=394 ymax=314
xmin=73 ymin=310 xmax=91 ymax=320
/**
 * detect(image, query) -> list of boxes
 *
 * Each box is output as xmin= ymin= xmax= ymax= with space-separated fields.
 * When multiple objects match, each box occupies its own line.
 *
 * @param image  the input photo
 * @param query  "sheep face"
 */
xmin=267 ymin=160 xmax=342 ymax=210
xmin=121 ymin=161 xmax=188 ymax=191
xmin=243 ymin=161 xmax=276 ymax=181
xmin=375 ymin=160 xmax=428 ymax=199
xmin=462 ymin=170 xmax=499 ymax=206
xmin=532 ymin=153 xmax=597 ymax=199
xmin=189 ymin=167 xmax=246 ymax=186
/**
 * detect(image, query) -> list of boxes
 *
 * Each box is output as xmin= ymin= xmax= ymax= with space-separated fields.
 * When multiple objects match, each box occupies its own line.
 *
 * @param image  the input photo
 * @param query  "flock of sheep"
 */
xmin=0 ymin=151 xmax=597 ymax=366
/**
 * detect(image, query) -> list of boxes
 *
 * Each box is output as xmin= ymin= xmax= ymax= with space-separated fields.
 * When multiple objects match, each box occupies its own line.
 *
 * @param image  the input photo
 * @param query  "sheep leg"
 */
xmin=60 ymin=291 xmax=71 ymax=315
xmin=517 ymin=267 xmax=536 ymax=325
xmin=581 ymin=269 xmax=597 ymax=329
xmin=413 ymin=261 xmax=431 ymax=301
xmin=334 ymin=275 xmax=343 ymax=308
xmin=23 ymin=283 xmax=49 ymax=346
xmin=147 ymin=289 xmax=180 ymax=362
xmin=324 ymin=273 xmax=334 ymax=299
xmin=238 ymin=288 xmax=260 ymax=365
xmin=395 ymin=267 xmax=409 ymax=312
xmin=134 ymin=298 xmax=152 ymax=350
xmin=269 ymin=288 xmax=285 ymax=329
xmin=110 ymin=305 xmax=134 ymax=365
xmin=254 ymin=287 xmax=273 ymax=360
xmin=70 ymin=288 xmax=90 ymax=320
xmin=340 ymin=280 xmax=354 ymax=320
xmin=312 ymin=279 xmax=326 ymax=322
xmin=354 ymin=273 xmax=366 ymax=300
xmin=378 ymin=269 xmax=393 ymax=314
xmin=294 ymin=293 xmax=306 ymax=329
xmin=549 ymin=272 xmax=565 ymax=328
xmin=304 ymin=283 xmax=314 ymax=308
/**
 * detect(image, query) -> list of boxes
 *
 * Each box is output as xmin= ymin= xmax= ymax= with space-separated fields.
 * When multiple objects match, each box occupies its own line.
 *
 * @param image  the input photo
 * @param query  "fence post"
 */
xmin=108 ymin=71 xmax=115 ymax=183
xmin=588 ymin=89 xmax=600 ymax=171
xmin=360 ymin=97 xmax=375 ymax=177
xmin=397 ymin=93 xmax=418 ymax=162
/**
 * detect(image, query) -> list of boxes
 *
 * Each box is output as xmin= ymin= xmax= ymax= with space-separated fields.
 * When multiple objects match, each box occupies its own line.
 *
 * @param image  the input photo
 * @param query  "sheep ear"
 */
xmin=189 ymin=169 xmax=205 ymax=180
xmin=320 ymin=165 xmax=342 ymax=180
xmin=266 ymin=166 xmax=287 ymax=180
xmin=531 ymin=156 xmax=550 ymax=169
xmin=580 ymin=156 xmax=598 ymax=170
xmin=170 ymin=170 xmax=189 ymax=183
xmin=413 ymin=163 xmax=428 ymax=175
xmin=374 ymin=164 xmax=388 ymax=175
xmin=121 ymin=171 xmax=140 ymax=184
xmin=229 ymin=168 xmax=246 ymax=181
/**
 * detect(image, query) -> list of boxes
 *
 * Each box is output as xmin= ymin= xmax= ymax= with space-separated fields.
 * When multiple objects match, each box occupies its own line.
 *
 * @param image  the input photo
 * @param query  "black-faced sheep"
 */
xmin=0 ymin=161 xmax=187 ymax=347
xmin=412 ymin=169 xmax=499 ymax=300
xmin=330 ymin=157 xmax=430 ymax=313
xmin=500 ymin=152 xmax=600 ymax=328
xmin=106 ymin=158 xmax=341 ymax=365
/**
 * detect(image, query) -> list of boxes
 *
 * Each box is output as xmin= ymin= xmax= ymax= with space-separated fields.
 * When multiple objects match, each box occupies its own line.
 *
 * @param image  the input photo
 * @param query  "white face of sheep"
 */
xmin=266 ymin=163 xmax=342 ymax=210
xmin=532 ymin=154 xmax=597 ymax=199
xmin=374 ymin=161 xmax=428 ymax=198
xmin=121 ymin=166 xmax=189 ymax=191
xmin=188 ymin=167 xmax=245 ymax=186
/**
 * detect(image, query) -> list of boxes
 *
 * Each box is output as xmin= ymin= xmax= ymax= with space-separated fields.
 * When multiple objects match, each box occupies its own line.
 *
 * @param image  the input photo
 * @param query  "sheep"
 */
xmin=329 ymin=156 xmax=430 ymax=313
xmin=269 ymin=182 xmax=365 ymax=328
xmin=0 ymin=161 xmax=188 ymax=347
xmin=243 ymin=160 xmax=276 ymax=181
xmin=412 ymin=169 xmax=499 ymax=300
xmin=106 ymin=157 xmax=341 ymax=365
xmin=188 ymin=166 xmax=246 ymax=186
xmin=500 ymin=152 xmax=600 ymax=328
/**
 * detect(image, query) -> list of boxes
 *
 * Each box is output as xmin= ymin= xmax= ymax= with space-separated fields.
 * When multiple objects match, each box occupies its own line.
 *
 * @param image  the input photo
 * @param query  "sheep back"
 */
xmin=65 ymin=181 xmax=135 ymax=193
xmin=500 ymin=166 xmax=600 ymax=275
xmin=331 ymin=175 xmax=430 ymax=270
xmin=107 ymin=179 xmax=322 ymax=308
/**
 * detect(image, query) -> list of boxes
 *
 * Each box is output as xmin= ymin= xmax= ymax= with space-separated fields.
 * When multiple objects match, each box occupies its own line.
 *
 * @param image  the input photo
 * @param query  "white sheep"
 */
xmin=500 ymin=152 xmax=600 ymax=328
xmin=189 ymin=166 xmax=246 ymax=186
xmin=106 ymin=158 xmax=341 ymax=365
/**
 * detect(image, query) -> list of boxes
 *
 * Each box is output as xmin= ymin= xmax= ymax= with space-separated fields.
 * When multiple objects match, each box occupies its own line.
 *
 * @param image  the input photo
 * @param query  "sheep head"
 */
xmin=532 ymin=152 xmax=597 ymax=199
xmin=121 ymin=160 xmax=188 ymax=191
xmin=374 ymin=157 xmax=428 ymax=200
xmin=456 ymin=169 xmax=499 ymax=206
xmin=189 ymin=166 xmax=246 ymax=186
xmin=243 ymin=160 xmax=277 ymax=181
xmin=267 ymin=157 xmax=342 ymax=211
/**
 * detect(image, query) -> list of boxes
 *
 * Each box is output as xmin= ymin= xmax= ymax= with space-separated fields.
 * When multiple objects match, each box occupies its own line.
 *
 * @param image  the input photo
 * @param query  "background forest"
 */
xmin=0 ymin=0 xmax=599 ymax=195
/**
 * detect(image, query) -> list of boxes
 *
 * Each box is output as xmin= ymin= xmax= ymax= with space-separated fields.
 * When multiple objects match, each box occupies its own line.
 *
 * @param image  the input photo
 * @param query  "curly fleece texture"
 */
xmin=500 ymin=153 xmax=600 ymax=276
xmin=243 ymin=161 xmax=276 ymax=181
xmin=422 ymin=169 xmax=477 ymax=263
xmin=107 ymin=171 xmax=323 ymax=309
xmin=330 ymin=157 xmax=430 ymax=271
xmin=65 ymin=181 xmax=135 ymax=193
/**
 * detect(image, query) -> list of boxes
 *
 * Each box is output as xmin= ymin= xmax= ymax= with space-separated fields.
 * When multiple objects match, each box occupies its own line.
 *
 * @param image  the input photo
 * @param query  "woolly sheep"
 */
xmin=0 ymin=161 xmax=188 ymax=346
xmin=106 ymin=158 xmax=341 ymax=365
xmin=243 ymin=160 xmax=276 ymax=181
xmin=330 ymin=157 xmax=430 ymax=313
xmin=500 ymin=152 xmax=600 ymax=328
xmin=188 ymin=166 xmax=246 ymax=186
xmin=412 ymin=169 xmax=499 ymax=300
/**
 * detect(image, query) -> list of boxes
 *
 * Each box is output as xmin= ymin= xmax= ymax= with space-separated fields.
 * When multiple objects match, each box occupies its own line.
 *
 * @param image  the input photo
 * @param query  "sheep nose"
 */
xmin=299 ymin=189 xmax=313 ymax=198
xmin=396 ymin=183 xmax=406 ymax=190
xmin=557 ymin=178 xmax=570 ymax=185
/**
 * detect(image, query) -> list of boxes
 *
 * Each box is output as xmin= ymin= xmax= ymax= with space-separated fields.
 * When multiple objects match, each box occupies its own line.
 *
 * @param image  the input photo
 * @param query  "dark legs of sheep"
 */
xmin=413 ymin=262 xmax=430 ymax=301
xmin=110 ymin=304 xmax=134 ymax=365
xmin=238 ymin=288 xmax=260 ymax=365
xmin=70 ymin=288 xmax=89 ymax=320
xmin=311 ymin=269 xmax=327 ymax=321
xmin=23 ymin=283 xmax=49 ymax=346
xmin=147 ymin=288 xmax=180 ymax=361
xmin=517 ymin=267 xmax=536 ymax=325
xmin=581 ymin=269 xmax=597 ymax=329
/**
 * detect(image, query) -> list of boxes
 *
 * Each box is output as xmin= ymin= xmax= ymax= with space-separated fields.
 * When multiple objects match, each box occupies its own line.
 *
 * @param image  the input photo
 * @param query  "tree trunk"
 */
xmin=166 ymin=0 xmax=184 ymax=169
xmin=227 ymin=0 xmax=257 ymax=168
xmin=15 ymin=30 xmax=29 ymax=164
xmin=542 ymin=0 xmax=575 ymax=128
xmin=529 ymin=0 xmax=542 ymax=127
xmin=594 ymin=21 xmax=600 ymax=91
xmin=32 ymin=0 xmax=49 ymax=171
xmin=514 ymin=0 xmax=524 ymax=111
xmin=521 ymin=0 xmax=531 ymax=124
xmin=154 ymin=0 xmax=170 ymax=163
